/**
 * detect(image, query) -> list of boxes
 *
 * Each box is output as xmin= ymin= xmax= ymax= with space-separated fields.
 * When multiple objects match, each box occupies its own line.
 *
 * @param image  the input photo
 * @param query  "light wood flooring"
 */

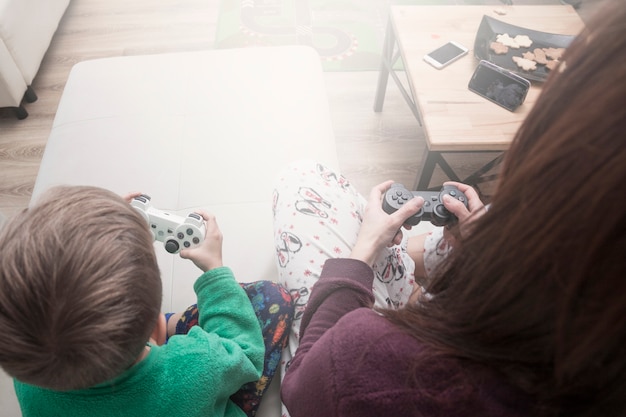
xmin=0 ymin=0 xmax=606 ymax=220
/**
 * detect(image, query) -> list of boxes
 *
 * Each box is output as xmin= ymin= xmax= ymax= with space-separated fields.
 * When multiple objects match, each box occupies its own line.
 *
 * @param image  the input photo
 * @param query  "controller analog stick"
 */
xmin=165 ymin=240 xmax=180 ymax=254
xmin=432 ymin=204 xmax=451 ymax=226
xmin=435 ymin=204 xmax=448 ymax=217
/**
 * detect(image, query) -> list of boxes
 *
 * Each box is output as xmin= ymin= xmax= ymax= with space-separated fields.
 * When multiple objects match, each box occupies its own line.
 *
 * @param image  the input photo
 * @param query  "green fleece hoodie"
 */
xmin=14 ymin=267 xmax=264 ymax=417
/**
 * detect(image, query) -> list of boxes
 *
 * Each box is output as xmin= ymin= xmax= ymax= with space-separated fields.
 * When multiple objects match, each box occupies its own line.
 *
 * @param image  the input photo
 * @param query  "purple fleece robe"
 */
xmin=281 ymin=258 xmax=533 ymax=417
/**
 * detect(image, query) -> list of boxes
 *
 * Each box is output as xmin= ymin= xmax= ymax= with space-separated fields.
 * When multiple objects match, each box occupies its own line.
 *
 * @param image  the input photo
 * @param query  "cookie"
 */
xmin=490 ymin=41 xmax=509 ymax=55
xmin=512 ymin=56 xmax=537 ymax=71
xmin=545 ymin=60 xmax=560 ymax=71
xmin=522 ymin=51 xmax=536 ymax=61
xmin=544 ymin=47 xmax=565 ymax=60
xmin=533 ymin=48 xmax=548 ymax=65
xmin=514 ymin=35 xmax=533 ymax=48
xmin=496 ymin=33 xmax=520 ymax=49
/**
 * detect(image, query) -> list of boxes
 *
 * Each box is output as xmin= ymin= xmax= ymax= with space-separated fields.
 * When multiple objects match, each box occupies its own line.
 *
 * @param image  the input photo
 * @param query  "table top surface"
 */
xmin=390 ymin=5 xmax=585 ymax=152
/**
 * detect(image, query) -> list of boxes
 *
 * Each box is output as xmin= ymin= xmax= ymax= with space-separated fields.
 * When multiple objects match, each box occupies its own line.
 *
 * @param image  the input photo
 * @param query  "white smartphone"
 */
xmin=423 ymin=41 xmax=469 ymax=69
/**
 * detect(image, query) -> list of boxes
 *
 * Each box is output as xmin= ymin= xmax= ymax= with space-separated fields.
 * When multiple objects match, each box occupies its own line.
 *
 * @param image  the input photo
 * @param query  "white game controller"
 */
xmin=131 ymin=194 xmax=206 ymax=254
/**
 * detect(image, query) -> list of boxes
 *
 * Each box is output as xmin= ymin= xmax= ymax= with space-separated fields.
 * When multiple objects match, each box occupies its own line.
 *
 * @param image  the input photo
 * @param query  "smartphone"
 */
xmin=423 ymin=41 xmax=469 ymax=69
xmin=468 ymin=60 xmax=531 ymax=112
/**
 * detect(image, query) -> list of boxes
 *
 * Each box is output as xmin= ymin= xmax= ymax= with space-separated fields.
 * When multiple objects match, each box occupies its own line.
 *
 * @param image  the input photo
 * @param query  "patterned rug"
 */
xmin=214 ymin=0 xmax=459 ymax=71
xmin=213 ymin=0 xmax=556 ymax=71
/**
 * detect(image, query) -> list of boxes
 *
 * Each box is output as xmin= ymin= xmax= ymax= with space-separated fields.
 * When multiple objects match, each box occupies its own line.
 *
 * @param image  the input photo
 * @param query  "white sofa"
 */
xmin=1 ymin=45 xmax=338 ymax=417
xmin=0 ymin=0 xmax=70 ymax=118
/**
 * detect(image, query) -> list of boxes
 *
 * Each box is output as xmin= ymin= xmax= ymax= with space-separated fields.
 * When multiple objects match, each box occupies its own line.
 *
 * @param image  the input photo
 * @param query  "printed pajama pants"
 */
xmin=271 ymin=160 xmax=420 ymax=417
xmin=169 ymin=280 xmax=294 ymax=417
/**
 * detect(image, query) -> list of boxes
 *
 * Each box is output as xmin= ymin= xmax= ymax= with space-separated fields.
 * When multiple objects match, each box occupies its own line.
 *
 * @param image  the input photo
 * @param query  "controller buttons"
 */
xmin=192 ymin=237 xmax=200 ymax=244
xmin=177 ymin=232 xmax=185 ymax=239
xmin=186 ymin=228 xmax=194 ymax=236
xmin=183 ymin=241 xmax=191 ymax=248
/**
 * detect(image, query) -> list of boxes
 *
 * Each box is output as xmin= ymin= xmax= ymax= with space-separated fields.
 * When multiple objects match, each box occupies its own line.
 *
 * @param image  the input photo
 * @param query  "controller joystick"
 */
xmin=131 ymin=194 xmax=206 ymax=254
xmin=382 ymin=184 xmax=469 ymax=227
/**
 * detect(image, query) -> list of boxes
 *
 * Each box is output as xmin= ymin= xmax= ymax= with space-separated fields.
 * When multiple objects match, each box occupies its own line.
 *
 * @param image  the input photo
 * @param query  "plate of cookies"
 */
xmin=473 ymin=15 xmax=574 ymax=82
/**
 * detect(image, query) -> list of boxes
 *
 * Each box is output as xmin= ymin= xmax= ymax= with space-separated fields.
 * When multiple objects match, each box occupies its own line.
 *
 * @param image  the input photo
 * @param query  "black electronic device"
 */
xmin=382 ymin=184 xmax=468 ymax=227
xmin=468 ymin=60 xmax=531 ymax=112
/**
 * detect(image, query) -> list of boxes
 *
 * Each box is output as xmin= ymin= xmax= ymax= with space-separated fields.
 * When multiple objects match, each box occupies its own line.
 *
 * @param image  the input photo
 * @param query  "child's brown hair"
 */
xmin=0 ymin=186 xmax=162 ymax=391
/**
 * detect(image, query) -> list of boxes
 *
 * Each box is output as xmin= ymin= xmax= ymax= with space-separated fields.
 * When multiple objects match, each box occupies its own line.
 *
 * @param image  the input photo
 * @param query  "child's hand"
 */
xmin=122 ymin=191 xmax=144 ymax=203
xmin=180 ymin=210 xmax=224 ymax=272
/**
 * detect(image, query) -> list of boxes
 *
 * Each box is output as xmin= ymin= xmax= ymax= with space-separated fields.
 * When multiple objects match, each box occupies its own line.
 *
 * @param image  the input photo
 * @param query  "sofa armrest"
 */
xmin=0 ymin=0 xmax=70 ymax=84
xmin=0 ymin=38 xmax=27 ymax=107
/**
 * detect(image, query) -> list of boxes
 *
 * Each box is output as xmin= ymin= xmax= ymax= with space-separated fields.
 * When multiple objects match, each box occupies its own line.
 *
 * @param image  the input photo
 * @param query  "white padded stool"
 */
xmin=27 ymin=45 xmax=339 ymax=417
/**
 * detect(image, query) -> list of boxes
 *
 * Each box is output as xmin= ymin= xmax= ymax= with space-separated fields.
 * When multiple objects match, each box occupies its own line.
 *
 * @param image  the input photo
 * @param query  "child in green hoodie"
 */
xmin=0 ymin=185 xmax=292 ymax=417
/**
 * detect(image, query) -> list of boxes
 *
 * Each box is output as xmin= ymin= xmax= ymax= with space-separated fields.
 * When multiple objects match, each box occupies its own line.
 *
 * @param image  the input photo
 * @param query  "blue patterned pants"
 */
xmin=169 ymin=281 xmax=294 ymax=417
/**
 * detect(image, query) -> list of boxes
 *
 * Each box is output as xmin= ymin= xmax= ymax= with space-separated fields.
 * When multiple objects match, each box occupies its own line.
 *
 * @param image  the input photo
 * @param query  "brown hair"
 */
xmin=0 ymin=186 xmax=162 ymax=391
xmin=383 ymin=2 xmax=626 ymax=416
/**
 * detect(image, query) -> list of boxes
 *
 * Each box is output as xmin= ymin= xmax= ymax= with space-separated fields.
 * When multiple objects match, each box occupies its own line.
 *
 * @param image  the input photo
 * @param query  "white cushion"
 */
xmin=0 ymin=38 xmax=27 ymax=107
xmin=32 ymin=45 xmax=339 ymax=311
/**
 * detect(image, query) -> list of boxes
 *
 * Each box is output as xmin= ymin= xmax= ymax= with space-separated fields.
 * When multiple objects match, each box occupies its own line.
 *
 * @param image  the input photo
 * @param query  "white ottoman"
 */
xmin=29 ymin=46 xmax=338 ymax=417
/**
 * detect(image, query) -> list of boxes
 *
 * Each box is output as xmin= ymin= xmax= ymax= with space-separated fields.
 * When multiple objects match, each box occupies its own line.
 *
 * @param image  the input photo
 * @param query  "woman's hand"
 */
xmin=350 ymin=181 xmax=424 ymax=266
xmin=180 ymin=210 xmax=224 ymax=272
xmin=441 ymin=181 xmax=486 ymax=241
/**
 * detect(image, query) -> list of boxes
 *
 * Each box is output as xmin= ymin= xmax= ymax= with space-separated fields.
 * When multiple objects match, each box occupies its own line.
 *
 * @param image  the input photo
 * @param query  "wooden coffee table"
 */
xmin=373 ymin=5 xmax=585 ymax=191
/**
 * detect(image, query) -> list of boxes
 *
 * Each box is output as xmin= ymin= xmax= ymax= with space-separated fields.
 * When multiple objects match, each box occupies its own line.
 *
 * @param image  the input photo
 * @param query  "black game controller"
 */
xmin=382 ymin=183 xmax=469 ymax=227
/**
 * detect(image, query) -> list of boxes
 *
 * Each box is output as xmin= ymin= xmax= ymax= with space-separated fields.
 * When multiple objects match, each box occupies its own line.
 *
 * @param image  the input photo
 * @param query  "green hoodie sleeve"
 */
xmin=193 ymin=267 xmax=264 ymax=378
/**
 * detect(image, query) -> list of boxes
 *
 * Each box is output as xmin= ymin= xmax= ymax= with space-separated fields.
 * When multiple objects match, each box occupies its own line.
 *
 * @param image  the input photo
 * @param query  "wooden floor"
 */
xmin=0 ymin=0 xmax=606 ymax=220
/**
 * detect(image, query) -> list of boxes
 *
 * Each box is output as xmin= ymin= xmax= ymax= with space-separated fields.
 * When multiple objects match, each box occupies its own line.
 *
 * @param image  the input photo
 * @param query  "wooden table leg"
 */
xmin=414 ymin=150 xmax=504 ymax=192
xmin=373 ymin=17 xmax=395 ymax=112
xmin=414 ymin=149 xmax=439 ymax=190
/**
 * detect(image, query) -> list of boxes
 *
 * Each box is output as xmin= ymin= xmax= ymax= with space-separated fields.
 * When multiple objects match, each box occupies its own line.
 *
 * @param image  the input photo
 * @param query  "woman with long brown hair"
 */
xmin=278 ymin=1 xmax=626 ymax=416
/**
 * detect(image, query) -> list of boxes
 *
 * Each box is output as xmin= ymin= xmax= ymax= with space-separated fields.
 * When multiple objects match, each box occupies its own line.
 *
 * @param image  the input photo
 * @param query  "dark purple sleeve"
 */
xmin=281 ymin=258 xmax=375 ymax=417
xmin=280 ymin=263 xmax=531 ymax=417
xmin=298 ymin=258 xmax=376 ymax=340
